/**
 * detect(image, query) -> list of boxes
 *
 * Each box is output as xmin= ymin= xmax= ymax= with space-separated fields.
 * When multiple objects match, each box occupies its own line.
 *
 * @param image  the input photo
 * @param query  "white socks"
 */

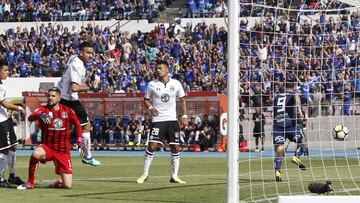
xmin=143 ymin=149 xmax=154 ymax=176
xmin=82 ymin=132 xmax=92 ymax=159
xmin=137 ymin=133 xmax=141 ymax=145
xmin=171 ymin=153 xmax=180 ymax=178
xmin=0 ymin=153 xmax=7 ymax=179
xmin=7 ymin=150 xmax=16 ymax=175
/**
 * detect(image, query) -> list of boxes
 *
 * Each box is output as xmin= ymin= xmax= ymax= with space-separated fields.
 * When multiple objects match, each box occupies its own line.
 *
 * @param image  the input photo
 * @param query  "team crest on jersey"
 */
xmin=161 ymin=94 xmax=170 ymax=103
xmin=170 ymin=86 xmax=175 ymax=91
xmin=53 ymin=118 xmax=63 ymax=129
xmin=48 ymin=112 xmax=53 ymax=118
xmin=62 ymin=112 xmax=68 ymax=118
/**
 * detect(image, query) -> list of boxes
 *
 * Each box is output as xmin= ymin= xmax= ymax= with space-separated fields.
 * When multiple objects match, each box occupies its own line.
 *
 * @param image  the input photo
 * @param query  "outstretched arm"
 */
xmin=28 ymin=107 xmax=45 ymax=122
xmin=0 ymin=100 xmax=25 ymax=115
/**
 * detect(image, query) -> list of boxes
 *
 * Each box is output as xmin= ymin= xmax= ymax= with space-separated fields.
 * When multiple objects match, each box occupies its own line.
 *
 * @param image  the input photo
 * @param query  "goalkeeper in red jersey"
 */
xmin=17 ymin=87 xmax=82 ymax=190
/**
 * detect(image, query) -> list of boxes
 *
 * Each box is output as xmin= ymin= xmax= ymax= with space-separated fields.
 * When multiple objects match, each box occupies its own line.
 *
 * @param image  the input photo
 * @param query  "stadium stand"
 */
xmin=0 ymin=0 xmax=167 ymax=22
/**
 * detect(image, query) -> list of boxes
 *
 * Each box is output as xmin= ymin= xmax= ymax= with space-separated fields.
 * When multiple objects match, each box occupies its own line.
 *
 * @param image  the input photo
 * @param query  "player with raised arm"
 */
xmin=136 ymin=60 xmax=187 ymax=184
xmin=57 ymin=41 xmax=100 ymax=166
xmin=273 ymin=80 xmax=306 ymax=182
xmin=17 ymin=88 xmax=82 ymax=189
xmin=0 ymin=59 xmax=25 ymax=187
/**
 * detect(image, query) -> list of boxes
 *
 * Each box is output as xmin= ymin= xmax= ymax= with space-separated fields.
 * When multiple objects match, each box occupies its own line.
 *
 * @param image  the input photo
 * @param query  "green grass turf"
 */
xmin=1 ymin=156 xmax=359 ymax=203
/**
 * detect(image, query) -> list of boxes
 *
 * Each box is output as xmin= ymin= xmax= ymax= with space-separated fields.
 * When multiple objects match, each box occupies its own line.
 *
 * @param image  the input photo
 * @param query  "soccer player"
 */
xmin=252 ymin=107 xmax=265 ymax=152
xmin=125 ymin=113 xmax=141 ymax=147
xmin=0 ymin=59 xmax=25 ymax=187
xmin=57 ymin=41 xmax=100 ymax=166
xmin=17 ymin=87 xmax=82 ymax=189
xmin=137 ymin=60 xmax=187 ymax=184
xmin=273 ymin=80 xmax=306 ymax=182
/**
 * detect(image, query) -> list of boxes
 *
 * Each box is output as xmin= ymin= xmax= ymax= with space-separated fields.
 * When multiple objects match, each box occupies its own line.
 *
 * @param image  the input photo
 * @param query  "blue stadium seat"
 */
xmin=122 ymin=116 xmax=130 ymax=129
xmin=92 ymin=117 xmax=103 ymax=133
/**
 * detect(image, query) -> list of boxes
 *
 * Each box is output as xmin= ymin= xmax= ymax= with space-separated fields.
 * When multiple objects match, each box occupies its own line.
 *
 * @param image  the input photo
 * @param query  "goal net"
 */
xmin=239 ymin=1 xmax=360 ymax=202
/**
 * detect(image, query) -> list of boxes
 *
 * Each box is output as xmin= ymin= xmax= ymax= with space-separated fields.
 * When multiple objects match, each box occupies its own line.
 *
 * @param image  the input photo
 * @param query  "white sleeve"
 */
xmin=69 ymin=62 xmax=83 ymax=85
xmin=0 ymin=85 xmax=6 ymax=102
xmin=144 ymin=82 xmax=152 ymax=100
xmin=177 ymin=80 xmax=186 ymax=98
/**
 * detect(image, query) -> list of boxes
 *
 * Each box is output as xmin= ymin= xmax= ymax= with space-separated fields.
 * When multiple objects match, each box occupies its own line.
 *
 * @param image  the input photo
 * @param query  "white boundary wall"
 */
xmin=2 ymin=77 xmax=61 ymax=99
xmin=0 ymin=18 xmax=230 ymax=34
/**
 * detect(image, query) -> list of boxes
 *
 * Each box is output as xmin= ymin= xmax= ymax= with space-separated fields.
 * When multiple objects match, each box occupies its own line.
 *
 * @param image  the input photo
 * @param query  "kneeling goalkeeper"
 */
xmin=17 ymin=88 xmax=82 ymax=189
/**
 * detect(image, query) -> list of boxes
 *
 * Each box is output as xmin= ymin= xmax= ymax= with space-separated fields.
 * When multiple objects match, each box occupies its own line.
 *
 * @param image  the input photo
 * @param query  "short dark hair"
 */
xmin=0 ymin=58 xmax=8 ymax=69
xmin=48 ymin=87 xmax=61 ymax=95
xmin=155 ymin=60 xmax=169 ymax=68
xmin=79 ymin=41 xmax=93 ymax=51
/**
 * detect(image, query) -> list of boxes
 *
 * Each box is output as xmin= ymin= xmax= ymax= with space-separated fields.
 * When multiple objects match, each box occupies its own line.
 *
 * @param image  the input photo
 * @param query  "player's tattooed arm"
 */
xmin=71 ymin=82 xmax=89 ymax=93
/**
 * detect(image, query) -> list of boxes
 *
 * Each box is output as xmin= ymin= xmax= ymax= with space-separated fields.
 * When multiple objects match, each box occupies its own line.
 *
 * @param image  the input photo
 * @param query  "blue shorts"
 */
xmin=273 ymin=126 xmax=304 ymax=145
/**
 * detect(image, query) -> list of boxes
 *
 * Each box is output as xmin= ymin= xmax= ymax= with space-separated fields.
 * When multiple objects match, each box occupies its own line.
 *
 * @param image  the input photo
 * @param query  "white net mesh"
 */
xmin=239 ymin=1 xmax=360 ymax=202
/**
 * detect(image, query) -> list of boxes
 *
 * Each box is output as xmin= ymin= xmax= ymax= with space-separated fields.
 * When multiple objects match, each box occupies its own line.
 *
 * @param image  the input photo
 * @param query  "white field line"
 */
xmin=40 ymin=173 xmax=227 ymax=182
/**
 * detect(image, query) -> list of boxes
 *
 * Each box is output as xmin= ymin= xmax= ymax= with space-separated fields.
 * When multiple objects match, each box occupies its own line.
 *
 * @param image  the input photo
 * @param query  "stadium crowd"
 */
xmin=186 ymin=0 xmax=350 ymax=18
xmin=0 ymin=0 xmax=165 ymax=22
xmin=2 ymin=10 xmax=360 ymax=116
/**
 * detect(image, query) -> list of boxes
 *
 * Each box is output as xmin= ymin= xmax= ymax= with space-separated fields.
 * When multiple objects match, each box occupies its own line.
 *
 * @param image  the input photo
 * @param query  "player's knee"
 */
xmin=9 ymin=145 xmax=16 ymax=152
xmin=33 ymin=148 xmax=45 ymax=159
xmin=170 ymin=145 xmax=179 ymax=154
xmin=82 ymin=122 xmax=92 ymax=132
xmin=147 ymin=142 xmax=157 ymax=152
xmin=276 ymin=145 xmax=285 ymax=154
xmin=62 ymin=183 xmax=72 ymax=189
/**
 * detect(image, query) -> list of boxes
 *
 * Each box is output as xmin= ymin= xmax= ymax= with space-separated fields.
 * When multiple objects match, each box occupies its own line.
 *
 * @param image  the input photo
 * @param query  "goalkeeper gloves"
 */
xmin=76 ymin=136 xmax=85 ymax=157
xmin=39 ymin=112 xmax=51 ymax=124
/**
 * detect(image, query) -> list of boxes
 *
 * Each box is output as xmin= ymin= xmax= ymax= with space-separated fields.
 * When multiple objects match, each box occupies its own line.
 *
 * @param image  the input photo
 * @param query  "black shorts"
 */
xmin=253 ymin=132 xmax=265 ymax=138
xmin=0 ymin=118 xmax=18 ymax=150
xmin=149 ymin=121 xmax=180 ymax=145
xmin=60 ymin=98 xmax=89 ymax=126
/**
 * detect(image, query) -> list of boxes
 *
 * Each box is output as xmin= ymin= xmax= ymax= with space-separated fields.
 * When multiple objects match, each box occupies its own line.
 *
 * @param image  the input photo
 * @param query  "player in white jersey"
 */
xmin=57 ymin=42 xmax=100 ymax=166
xmin=0 ymin=59 xmax=25 ymax=187
xmin=137 ymin=60 xmax=187 ymax=184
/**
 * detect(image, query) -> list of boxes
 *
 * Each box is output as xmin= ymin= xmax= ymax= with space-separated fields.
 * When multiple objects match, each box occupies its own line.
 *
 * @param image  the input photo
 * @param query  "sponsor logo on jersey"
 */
xmin=53 ymin=118 xmax=63 ymax=129
xmin=161 ymin=94 xmax=170 ymax=102
xmin=175 ymin=132 xmax=179 ymax=138
xmin=62 ymin=112 xmax=68 ymax=118
xmin=170 ymin=86 xmax=175 ymax=91
xmin=156 ymin=88 xmax=161 ymax=91
xmin=274 ymin=136 xmax=285 ymax=144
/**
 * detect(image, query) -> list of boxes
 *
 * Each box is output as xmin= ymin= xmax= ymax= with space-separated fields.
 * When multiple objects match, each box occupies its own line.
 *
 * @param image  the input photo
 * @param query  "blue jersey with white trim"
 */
xmin=273 ymin=93 xmax=297 ymax=128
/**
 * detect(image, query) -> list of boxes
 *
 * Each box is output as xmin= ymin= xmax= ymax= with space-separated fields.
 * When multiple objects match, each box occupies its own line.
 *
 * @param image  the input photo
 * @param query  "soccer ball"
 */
xmin=333 ymin=125 xmax=349 ymax=141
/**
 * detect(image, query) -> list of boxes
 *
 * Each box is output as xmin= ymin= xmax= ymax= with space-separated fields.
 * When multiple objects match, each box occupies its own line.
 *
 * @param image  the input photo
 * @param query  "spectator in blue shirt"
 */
xmin=343 ymin=88 xmax=352 ymax=116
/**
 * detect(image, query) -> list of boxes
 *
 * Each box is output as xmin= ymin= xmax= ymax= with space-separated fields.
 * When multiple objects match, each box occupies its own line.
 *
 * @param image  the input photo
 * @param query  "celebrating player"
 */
xmin=137 ymin=60 xmax=187 ymax=184
xmin=0 ymin=59 xmax=25 ymax=187
xmin=57 ymin=41 xmax=100 ymax=166
xmin=17 ymin=87 xmax=82 ymax=189
xmin=273 ymin=80 xmax=306 ymax=182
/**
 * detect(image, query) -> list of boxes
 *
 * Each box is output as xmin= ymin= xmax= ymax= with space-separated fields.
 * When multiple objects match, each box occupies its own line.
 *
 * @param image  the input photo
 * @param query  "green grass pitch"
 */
xmin=1 ymin=156 xmax=359 ymax=203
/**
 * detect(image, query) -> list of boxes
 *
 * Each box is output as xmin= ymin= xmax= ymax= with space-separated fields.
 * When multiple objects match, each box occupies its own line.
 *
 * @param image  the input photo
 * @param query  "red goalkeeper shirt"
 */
xmin=28 ymin=104 xmax=82 ymax=154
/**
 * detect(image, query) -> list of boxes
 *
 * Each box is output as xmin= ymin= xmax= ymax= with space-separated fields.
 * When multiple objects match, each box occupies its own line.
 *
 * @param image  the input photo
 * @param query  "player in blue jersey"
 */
xmin=273 ymin=81 xmax=306 ymax=182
